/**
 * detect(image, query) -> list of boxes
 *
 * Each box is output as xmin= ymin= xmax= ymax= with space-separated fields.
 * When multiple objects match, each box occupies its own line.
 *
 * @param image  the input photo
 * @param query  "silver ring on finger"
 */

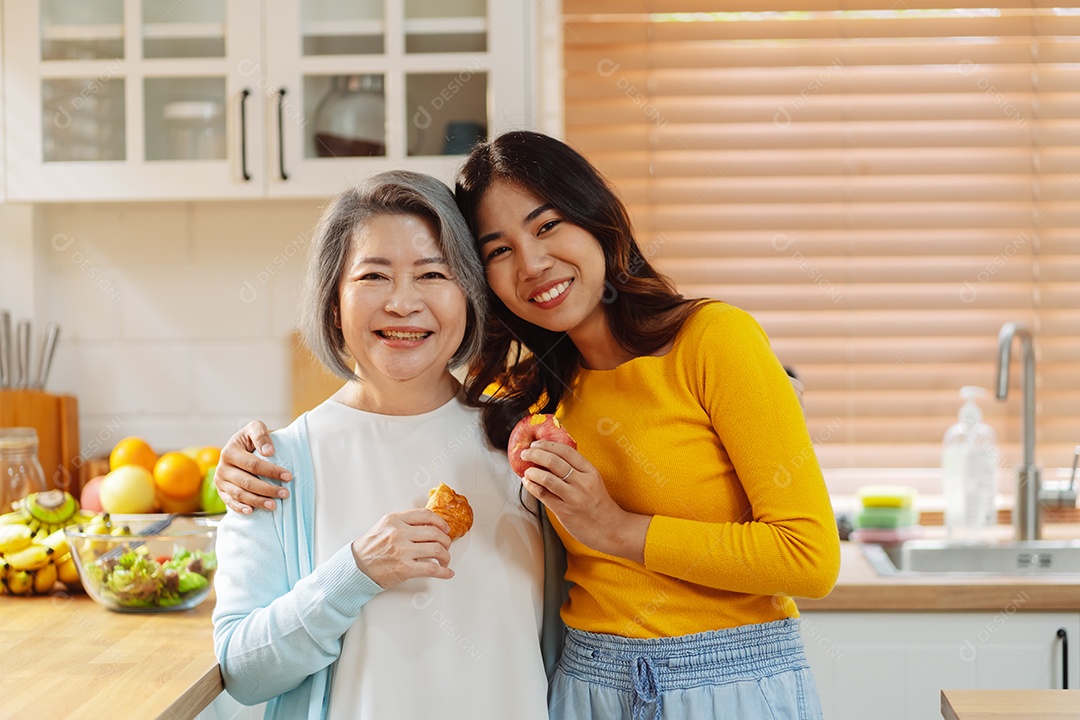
xmin=560 ymin=467 xmax=574 ymax=481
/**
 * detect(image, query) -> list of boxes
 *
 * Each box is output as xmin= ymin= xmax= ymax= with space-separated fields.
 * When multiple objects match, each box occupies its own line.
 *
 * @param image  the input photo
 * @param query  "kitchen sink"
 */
xmin=861 ymin=539 xmax=1080 ymax=576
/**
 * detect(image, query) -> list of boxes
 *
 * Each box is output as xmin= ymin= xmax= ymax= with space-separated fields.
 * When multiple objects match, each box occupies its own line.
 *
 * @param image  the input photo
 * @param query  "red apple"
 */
xmin=507 ymin=414 xmax=577 ymax=478
xmin=80 ymin=475 xmax=105 ymax=513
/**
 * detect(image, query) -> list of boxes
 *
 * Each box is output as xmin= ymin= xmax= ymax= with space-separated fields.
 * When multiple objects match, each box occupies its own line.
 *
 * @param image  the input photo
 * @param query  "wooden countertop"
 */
xmin=3 ymin=527 xmax=1079 ymax=720
xmin=941 ymin=689 xmax=1080 ymax=719
xmin=0 ymin=592 xmax=221 ymax=720
xmin=800 ymin=531 xmax=1080 ymax=612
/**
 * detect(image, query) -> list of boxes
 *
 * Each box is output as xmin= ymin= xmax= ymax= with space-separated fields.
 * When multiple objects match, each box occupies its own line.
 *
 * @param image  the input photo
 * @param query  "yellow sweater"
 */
xmin=554 ymin=302 xmax=840 ymax=638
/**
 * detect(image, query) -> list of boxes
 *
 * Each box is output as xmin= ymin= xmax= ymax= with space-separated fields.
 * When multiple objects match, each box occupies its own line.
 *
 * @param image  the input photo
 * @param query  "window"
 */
xmin=563 ymin=2 xmax=1080 ymax=490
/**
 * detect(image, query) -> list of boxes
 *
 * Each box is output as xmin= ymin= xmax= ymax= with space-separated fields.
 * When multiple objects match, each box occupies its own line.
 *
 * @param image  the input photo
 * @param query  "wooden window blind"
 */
xmin=563 ymin=2 xmax=1080 ymax=487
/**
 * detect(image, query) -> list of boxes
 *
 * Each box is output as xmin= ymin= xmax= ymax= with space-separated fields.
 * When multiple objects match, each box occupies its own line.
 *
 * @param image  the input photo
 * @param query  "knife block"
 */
xmin=0 ymin=389 xmax=80 ymax=494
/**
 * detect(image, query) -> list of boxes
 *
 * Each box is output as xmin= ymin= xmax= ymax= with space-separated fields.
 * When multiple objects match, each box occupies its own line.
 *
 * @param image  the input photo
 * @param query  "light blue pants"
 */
xmin=549 ymin=619 xmax=823 ymax=720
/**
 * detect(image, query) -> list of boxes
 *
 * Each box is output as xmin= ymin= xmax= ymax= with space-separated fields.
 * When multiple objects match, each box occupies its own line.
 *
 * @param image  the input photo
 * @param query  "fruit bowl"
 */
xmin=64 ymin=514 xmax=217 ymax=613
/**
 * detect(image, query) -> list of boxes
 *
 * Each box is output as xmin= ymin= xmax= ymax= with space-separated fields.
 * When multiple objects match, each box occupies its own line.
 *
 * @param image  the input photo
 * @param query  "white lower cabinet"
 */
xmin=195 ymin=691 xmax=264 ymax=720
xmin=799 ymin=611 xmax=1079 ymax=720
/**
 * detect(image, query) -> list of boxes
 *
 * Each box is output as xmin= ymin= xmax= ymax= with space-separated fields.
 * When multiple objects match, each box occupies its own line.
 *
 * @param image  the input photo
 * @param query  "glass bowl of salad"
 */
xmin=64 ymin=514 xmax=217 ymax=613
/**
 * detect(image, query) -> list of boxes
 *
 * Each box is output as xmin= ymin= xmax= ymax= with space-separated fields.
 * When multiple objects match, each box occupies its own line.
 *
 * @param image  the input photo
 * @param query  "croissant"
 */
xmin=425 ymin=483 xmax=474 ymax=540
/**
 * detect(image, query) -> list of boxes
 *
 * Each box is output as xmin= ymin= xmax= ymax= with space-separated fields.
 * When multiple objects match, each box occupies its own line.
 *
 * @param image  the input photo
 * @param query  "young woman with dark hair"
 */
xmin=454 ymin=131 xmax=701 ymax=452
xmin=215 ymin=132 xmax=839 ymax=720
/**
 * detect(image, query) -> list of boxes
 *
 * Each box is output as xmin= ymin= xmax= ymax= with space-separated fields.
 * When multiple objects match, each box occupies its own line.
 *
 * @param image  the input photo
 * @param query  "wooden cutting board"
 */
xmin=941 ymin=689 xmax=1080 ymax=719
xmin=289 ymin=332 xmax=344 ymax=419
xmin=0 ymin=389 xmax=80 ymax=494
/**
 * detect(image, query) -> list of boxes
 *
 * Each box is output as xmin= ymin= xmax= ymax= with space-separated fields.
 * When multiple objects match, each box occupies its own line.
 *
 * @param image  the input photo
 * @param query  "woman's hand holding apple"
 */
xmin=509 ymin=414 xmax=652 ymax=564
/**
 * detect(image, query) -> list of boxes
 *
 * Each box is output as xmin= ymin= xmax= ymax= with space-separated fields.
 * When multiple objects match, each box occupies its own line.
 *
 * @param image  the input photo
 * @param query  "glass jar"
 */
xmin=163 ymin=100 xmax=226 ymax=160
xmin=314 ymin=74 xmax=386 ymax=157
xmin=0 ymin=428 xmax=46 ymax=512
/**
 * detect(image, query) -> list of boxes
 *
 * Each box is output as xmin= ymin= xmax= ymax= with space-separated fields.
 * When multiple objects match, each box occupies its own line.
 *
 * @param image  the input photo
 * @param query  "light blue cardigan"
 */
xmin=212 ymin=413 xmax=567 ymax=720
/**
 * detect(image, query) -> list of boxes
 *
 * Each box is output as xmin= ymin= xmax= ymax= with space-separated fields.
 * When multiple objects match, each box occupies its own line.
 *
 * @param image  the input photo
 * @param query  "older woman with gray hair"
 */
xmin=211 ymin=171 xmax=555 ymax=720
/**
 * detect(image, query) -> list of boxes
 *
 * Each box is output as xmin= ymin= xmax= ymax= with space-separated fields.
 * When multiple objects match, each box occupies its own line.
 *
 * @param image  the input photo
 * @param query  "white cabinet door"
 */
xmin=799 ymin=611 xmax=1079 ymax=720
xmin=4 ymin=0 xmax=265 ymax=201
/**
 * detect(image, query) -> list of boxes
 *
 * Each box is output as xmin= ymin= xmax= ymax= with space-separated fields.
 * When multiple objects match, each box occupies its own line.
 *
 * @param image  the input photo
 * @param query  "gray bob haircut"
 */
xmin=300 ymin=170 xmax=488 ymax=381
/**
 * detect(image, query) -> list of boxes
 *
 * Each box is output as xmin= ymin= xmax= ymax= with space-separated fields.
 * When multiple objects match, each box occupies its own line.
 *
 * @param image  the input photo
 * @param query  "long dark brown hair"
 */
xmin=456 ymin=131 xmax=704 ymax=450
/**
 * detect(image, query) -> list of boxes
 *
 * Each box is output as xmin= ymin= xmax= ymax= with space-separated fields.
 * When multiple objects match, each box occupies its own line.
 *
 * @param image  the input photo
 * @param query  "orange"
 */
xmin=193 ymin=446 xmax=221 ymax=476
xmin=110 ymin=437 xmax=158 ymax=473
xmin=153 ymin=451 xmax=203 ymax=499
xmin=156 ymin=486 xmax=202 ymax=513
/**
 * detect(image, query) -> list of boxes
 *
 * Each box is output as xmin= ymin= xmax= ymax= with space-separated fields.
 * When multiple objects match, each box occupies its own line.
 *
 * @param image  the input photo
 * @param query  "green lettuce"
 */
xmin=89 ymin=546 xmax=217 ymax=609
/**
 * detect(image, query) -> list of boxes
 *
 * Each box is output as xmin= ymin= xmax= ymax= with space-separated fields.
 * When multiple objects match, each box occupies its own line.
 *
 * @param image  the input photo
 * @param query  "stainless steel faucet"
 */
xmin=995 ymin=322 xmax=1041 ymax=540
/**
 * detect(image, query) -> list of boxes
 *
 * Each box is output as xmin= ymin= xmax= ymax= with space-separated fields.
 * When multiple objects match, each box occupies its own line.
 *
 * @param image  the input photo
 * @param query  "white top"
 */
xmin=308 ymin=395 xmax=548 ymax=720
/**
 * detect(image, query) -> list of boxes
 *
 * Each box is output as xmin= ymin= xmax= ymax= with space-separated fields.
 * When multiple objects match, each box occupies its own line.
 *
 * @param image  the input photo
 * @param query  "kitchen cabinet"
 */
xmin=3 ymin=0 xmax=533 ymax=201
xmin=800 ymin=611 xmax=1080 ymax=720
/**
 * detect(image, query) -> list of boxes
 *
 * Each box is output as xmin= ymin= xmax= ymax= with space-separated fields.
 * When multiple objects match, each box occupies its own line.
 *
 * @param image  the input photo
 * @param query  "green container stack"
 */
xmin=850 ymin=485 xmax=922 ymax=544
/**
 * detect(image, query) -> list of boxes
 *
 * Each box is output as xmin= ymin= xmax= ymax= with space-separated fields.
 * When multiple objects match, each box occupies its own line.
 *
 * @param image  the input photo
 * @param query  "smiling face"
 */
xmin=336 ymin=213 xmax=467 ymax=401
xmin=476 ymin=180 xmax=609 ymax=339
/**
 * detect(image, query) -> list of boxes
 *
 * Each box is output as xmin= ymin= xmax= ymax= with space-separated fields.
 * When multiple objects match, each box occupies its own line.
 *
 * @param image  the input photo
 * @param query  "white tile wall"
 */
xmin=121 ymin=266 xmax=271 ymax=340
xmin=41 ymin=203 xmax=191 ymax=267
xmin=0 ymin=200 xmax=324 ymax=459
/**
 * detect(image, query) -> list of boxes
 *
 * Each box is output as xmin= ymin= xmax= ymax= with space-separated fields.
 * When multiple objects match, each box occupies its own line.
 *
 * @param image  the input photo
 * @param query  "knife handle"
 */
xmin=15 ymin=320 xmax=30 ymax=389
xmin=0 ymin=311 xmax=9 ymax=388
xmin=35 ymin=323 xmax=60 ymax=389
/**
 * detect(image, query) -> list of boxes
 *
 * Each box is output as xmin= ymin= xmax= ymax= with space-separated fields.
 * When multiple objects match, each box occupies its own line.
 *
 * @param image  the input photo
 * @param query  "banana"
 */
xmin=0 ymin=509 xmax=31 ymax=526
xmin=6 ymin=570 xmax=33 ymax=596
xmin=81 ymin=517 xmax=111 ymax=556
xmin=85 ymin=516 xmax=110 ymax=533
xmin=0 ymin=524 xmax=33 ymax=553
xmin=0 ymin=557 xmax=11 ymax=581
xmin=111 ymin=524 xmax=132 ymax=537
xmin=37 ymin=527 xmax=71 ymax=562
xmin=23 ymin=490 xmax=79 ymax=526
xmin=32 ymin=562 xmax=58 ymax=594
xmin=25 ymin=517 xmax=42 ymax=535
xmin=85 ymin=513 xmax=111 ymax=530
xmin=4 ymin=544 xmax=54 ymax=571
xmin=73 ymin=511 xmax=98 ymax=525
xmin=56 ymin=555 xmax=81 ymax=586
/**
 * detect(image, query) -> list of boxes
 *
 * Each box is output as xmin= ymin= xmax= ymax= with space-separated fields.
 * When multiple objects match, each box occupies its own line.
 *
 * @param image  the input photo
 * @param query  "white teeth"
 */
xmin=382 ymin=330 xmax=428 ymax=340
xmin=533 ymin=280 xmax=571 ymax=303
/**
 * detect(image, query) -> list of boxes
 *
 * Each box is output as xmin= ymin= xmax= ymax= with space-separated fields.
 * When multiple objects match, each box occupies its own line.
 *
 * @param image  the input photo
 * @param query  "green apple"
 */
xmin=201 ymin=465 xmax=227 ymax=515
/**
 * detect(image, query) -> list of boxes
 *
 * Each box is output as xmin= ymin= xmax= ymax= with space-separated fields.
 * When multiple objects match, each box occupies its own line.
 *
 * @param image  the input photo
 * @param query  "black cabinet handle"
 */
xmin=276 ymin=88 xmax=288 ymax=180
xmin=240 ymin=89 xmax=252 ymax=181
xmin=1058 ymin=628 xmax=1069 ymax=689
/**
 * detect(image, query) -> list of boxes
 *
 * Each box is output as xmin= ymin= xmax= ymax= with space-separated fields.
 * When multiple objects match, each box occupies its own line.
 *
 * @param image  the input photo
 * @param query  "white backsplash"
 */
xmin=0 ymin=199 xmax=328 ymax=459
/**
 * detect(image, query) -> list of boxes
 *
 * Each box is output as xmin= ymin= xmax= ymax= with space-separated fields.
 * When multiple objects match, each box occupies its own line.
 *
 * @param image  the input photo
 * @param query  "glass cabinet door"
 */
xmin=266 ymin=0 xmax=528 ymax=196
xmin=403 ymin=0 xmax=492 ymax=159
xmin=5 ymin=0 xmax=263 ymax=200
xmin=141 ymin=0 xmax=228 ymax=163
xmin=39 ymin=0 xmax=126 ymax=163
